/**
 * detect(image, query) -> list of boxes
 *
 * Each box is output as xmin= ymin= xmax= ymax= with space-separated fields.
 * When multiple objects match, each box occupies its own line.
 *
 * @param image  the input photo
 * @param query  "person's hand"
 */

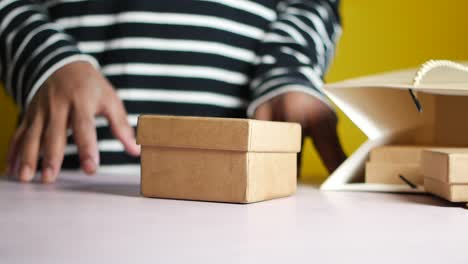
xmin=254 ymin=91 xmax=346 ymax=173
xmin=6 ymin=61 xmax=140 ymax=183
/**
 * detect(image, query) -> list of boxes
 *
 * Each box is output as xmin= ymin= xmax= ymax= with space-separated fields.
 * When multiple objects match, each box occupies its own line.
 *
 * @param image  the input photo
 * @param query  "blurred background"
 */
xmin=1 ymin=0 xmax=468 ymax=181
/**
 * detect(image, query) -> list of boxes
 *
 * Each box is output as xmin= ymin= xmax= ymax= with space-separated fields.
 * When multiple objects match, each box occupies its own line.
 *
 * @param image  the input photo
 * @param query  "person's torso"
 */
xmin=43 ymin=0 xmax=280 ymax=169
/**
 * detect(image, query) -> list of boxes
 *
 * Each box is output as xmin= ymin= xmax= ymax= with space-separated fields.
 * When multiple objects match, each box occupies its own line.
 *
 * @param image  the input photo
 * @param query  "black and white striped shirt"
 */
xmin=0 ymin=0 xmax=341 ymax=170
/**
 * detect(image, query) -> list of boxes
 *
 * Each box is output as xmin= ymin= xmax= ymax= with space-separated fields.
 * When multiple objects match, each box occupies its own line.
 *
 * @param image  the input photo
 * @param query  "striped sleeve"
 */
xmin=0 ymin=0 xmax=98 ymax=110
xmin=247 ymin=0 xmax=341 ymax=117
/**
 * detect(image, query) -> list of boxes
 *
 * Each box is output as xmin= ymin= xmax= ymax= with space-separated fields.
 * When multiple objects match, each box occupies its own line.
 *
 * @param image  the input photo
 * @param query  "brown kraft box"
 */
xmin=422 ymin=148 xmax=468 ymax=202
xmin=365 ymin=145 xmax=429 ymax=185
xmin=136 ymin=115 xmax=301 ymax=203
xmin=365 ymin=162 xmax=422 ymax=185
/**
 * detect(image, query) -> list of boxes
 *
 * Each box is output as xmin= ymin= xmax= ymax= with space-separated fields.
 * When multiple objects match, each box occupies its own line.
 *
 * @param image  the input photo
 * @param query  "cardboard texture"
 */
xmin=365 ymin=162 xmax=422 ymax=185
xmin=422 ymin=149 xmax=468 ymax=202
xmin=365 ymin=145 xmax=428 ymax=185
xmin=137 ymin=115 xmax=301 ymax=203
xmin=321 ymin=61 xmax=468 ymax=193
xmin=424 ymin=178 xmax=468 ymax=202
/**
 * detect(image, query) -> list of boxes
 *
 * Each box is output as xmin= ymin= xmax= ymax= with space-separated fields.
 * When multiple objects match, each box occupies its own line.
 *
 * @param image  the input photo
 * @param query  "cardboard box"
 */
xmin=136 ymin=115 xmax=301 ymax=203
xmin=321 ymin=61 xmax=468 ymax=193
xmin=422 ymin=149 xmax=468 ymax=202
xmin=365 ymin=145 xmax=429 ymax=185
xmin=365 ymin=162 xmax=422 ymax=185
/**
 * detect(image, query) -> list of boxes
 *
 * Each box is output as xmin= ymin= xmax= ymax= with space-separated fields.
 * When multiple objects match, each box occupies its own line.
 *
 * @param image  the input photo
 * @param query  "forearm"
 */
xmin=248 ymin=0 xmax=341 ymax=117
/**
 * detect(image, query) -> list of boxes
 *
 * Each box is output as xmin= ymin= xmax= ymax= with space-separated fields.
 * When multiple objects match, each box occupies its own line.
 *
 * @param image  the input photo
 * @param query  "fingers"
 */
xmin=102 ymin=94 xmax=139 ymax=156
xmin=40 ymin=105 xmax=69 ymax=183
xmin=254 ymin=102 xmax=273 ymax=121
xmin=17 ymin=111 xmax=45 ymax=182
xmin=264 ymin=91 xmax=346 ymax=174
xmin=307 ymin=110 xmax=347 ymax=173
xmin=71 ymin=107 xmax=99 ymax=175
xmin=305 ymin=101 xmax=346 ymax=173
xmin=297 ymin=137 xmax=305 ymax=178
xmin=297 ymin=150 xmax=302 ymax=179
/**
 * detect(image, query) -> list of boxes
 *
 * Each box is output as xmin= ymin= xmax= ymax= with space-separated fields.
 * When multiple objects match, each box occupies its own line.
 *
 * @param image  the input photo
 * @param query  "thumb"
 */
xmin=101 ymin=92 xmax=140 ymax=156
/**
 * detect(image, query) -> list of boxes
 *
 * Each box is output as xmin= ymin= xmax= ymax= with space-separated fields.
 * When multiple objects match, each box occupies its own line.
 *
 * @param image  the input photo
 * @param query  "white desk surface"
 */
xmin=1 ymin=171 xmax=468 ymax=264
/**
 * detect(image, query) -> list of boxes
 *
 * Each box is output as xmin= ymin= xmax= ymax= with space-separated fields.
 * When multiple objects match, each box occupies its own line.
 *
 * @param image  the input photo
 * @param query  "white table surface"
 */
xmin=1 ymin=171 xmax=468 ymax=264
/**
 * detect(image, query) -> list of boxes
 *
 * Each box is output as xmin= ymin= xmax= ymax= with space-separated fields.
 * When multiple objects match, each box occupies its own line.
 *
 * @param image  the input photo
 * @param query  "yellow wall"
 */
xmin=1 ymin=0 xmax=468 ymax=178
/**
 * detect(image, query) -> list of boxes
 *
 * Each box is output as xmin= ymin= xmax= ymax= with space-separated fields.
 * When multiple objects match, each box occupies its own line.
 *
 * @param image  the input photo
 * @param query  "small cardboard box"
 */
xmin=136 ymin=115 xmax=301 ymax=203
xmin=422 ymin=149 xmax=468 ymax=202
xmin=365 ymin=145 xmax=427 ymax=185
xmin=321 ymin=61 xmax=468 ymax=193
xmin=365 ymin=162 xmax=422 ymax=185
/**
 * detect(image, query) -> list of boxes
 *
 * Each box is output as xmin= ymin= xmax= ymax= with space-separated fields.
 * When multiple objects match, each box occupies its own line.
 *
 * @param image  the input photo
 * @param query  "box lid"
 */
xmin=423 ymin=148 xmax=468 ymax=184
xmin=136 ymin=115 xmax=301 ymax=152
